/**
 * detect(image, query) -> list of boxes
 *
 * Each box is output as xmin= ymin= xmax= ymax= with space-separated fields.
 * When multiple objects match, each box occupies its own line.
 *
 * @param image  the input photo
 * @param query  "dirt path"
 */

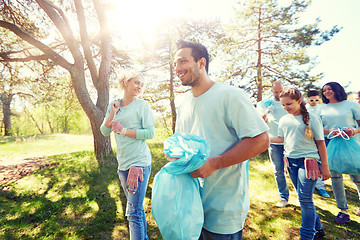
xmin=0 ymin=157 xmax=58 ymax=187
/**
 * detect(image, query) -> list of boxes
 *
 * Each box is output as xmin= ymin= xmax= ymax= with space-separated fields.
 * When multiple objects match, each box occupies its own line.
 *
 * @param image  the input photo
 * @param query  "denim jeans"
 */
xmin=315 ymin=177 xmax=326 ymax=191
xmin=199 ymin=228 xmax=243 ymax=240
xmin=268 ymin=144 xmax=289 ymax=201
xmin=287 ymin=157 xmax=322 ymax=240
xmin=325 ymin=138 xmax=360 ymax=210
xmin=118 ymin=165 xmax=151 ymax=240
xmin=330 ymin=171 xmax=360 ymax=210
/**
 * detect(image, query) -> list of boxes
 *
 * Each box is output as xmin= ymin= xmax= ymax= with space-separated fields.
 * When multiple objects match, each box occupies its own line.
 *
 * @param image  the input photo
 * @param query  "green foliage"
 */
xmin=8 ymin=73 xmax=92 ymax=136
xmin=0 ymin=133 xmax=360 ymax=239
xmin=219 ymin=0 xmax=341 ymax=101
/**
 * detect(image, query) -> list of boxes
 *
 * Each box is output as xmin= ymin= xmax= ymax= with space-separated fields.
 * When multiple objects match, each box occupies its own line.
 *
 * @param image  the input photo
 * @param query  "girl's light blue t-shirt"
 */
xmin=100 ymin=98 xmax=156 ymax=170
xmin=319 ymin=100 xmax=360 ymax=137
xmin=175 ymin=82 xmax=269 ymax=234
xmin=278 ymin=113 xmax=324 ymax=161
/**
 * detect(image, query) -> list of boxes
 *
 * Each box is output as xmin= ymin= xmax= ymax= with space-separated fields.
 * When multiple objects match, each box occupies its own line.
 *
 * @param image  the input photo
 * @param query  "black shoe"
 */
xmin=314 ymin=229 xmax=326 ymax=240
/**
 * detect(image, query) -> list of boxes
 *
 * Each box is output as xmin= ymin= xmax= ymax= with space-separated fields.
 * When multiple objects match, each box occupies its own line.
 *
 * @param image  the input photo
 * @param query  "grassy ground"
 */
xmin=1 ymin=132 xmax=359 ymax=239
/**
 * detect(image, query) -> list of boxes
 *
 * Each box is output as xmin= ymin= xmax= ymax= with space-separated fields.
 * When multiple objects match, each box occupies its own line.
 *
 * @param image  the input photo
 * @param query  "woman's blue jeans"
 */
xmin=118 ymin=165 xmax=151 ymax=240
xmin=324 ymin=138 xmax=360 ymax=210
xmin=287 ymin=157 xmax=322 ymax=240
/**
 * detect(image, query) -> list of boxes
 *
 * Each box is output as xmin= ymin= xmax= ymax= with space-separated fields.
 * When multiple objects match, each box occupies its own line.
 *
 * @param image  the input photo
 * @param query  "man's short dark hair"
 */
xmin=176 ymin=40 xmax=209 ymax=73
xmin=307 ymin=90 xmax=320 ymax=97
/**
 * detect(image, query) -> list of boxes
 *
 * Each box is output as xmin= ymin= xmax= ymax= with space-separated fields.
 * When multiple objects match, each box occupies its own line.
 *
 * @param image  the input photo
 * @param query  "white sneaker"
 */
xmin=276 ymin=199 xmax=288 ymax=208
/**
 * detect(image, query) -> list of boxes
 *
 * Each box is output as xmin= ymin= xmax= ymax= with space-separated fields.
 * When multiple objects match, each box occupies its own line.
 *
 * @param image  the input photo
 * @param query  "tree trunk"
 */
xmin=1 ymin=93 xmax=13 ymax=136
xmin=256 ymin=3 xmax=263 ymax=102
xmin=63 ymin=115 xmax=69 ymax=134
xmin=48 ymin=119 xmax=54 ymax=133
xmin=69 ymin=67 xmax=114 ymax=160
xmin=89 ymin=116 xmax=113 ymax=161
xmin=169 ymin=63 xmax=176 ymax=133
xmin=0 ymin=1 xmax=114 ymax=162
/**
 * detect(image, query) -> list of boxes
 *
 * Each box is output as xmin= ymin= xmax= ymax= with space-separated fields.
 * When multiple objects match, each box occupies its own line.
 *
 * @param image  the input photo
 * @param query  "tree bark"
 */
xmin=256 ymin=2 xmax=263 ymax=102
xmin=169 ymin=63 xmax=176 ymax=133
xmin=0 ymin=1 xmax=115 ymax=160
xmin=1 ymin=93 xmax=13 ymax=136
xmin=90 ymin=116 xmax=113 ymax=161
xmin=23 ymin=107 xmax=44 ymax=134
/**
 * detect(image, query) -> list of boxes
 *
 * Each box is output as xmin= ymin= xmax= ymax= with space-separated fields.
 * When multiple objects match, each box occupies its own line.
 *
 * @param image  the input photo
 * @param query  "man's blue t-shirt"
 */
xmin=175 ymin=82 xmax=269 ymax=234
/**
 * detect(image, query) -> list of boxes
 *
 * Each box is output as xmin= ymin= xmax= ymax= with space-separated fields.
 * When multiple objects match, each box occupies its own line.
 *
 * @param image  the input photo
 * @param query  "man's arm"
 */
xmin=190 ymin=131 xmax=270 ymax=178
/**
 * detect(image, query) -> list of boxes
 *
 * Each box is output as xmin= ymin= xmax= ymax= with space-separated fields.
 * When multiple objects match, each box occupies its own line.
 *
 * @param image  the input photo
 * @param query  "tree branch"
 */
xmin=74 ymin=0 xmax=99 ymax=88
xmin=0 ymin=20 xmax=72 ymax=69
xmin=35 ymin=0 xmax=84 ymax=64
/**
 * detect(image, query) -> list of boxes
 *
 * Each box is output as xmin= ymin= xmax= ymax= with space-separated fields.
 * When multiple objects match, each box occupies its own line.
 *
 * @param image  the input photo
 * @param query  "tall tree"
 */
xmin=0 ymin=0 xmax=130 ymax=160
xmin=219 ymin=0 xmax=340 ymax=101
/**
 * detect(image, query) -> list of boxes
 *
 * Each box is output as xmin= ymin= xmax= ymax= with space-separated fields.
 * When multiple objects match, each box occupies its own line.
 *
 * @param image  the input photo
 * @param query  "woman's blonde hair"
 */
xmin=118 ymin=71 xmax=144 ymax=91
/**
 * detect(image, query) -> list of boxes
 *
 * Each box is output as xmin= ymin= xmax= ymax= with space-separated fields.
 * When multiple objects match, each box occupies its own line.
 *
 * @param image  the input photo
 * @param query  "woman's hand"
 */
xmin=111 ymin=99 xmax=121 ymax=113
xmin=112 ymin=121 xmax=127 ymax=135
xmin=104 ymin=100 xmax=121 ymax=128
xmin=343 ymin=127 xmax=356 ymax=137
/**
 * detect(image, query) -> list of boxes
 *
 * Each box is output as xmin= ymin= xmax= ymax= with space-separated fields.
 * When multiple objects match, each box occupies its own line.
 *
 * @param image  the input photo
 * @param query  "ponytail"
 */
xmin=300 ymin=101 xmax=313 ymax=140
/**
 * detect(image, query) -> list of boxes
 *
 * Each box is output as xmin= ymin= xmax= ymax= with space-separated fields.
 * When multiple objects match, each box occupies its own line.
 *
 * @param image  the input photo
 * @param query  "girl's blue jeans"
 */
xmin=118 ymin=165 xmax=151 ymax=240
xmin=324 ymin=138 xmax=360 ymax=210
xmin=287 ymin=157 xmax=322 ymax=240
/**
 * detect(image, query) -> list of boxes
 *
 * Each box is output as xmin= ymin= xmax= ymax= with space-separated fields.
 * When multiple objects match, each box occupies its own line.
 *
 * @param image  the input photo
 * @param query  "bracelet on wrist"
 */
xmin=120 ymin=128 xmax=127 ymax=135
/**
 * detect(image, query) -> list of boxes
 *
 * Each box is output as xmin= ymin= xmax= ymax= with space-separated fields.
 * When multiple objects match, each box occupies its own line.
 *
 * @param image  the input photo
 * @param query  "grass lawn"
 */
xmin=1 ymin=132 xmax=359 ymax=239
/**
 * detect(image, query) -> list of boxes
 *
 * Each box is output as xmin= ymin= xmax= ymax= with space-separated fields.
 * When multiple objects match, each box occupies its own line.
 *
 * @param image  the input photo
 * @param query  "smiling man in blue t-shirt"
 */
xmin=173 ymin=39 xmax=269 ymax=240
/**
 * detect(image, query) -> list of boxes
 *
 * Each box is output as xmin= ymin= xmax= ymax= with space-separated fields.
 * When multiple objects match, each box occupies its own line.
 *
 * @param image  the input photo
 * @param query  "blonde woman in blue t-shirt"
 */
xmin=100 ymin=71 xmax=156 ymax=240
xmin=271 ymin=88 xmax=331 ymax=240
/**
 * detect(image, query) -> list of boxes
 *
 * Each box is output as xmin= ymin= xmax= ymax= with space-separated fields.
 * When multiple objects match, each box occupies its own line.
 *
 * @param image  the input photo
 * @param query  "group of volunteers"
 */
xmin=100 ymin=39 xmax=360 ymax=240
xmin=258 ymin=81 xmax=360 ymax=240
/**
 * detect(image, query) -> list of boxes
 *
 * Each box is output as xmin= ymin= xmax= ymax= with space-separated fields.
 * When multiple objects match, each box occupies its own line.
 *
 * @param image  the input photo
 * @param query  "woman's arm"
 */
xmin=104 ymin=102 xmax=121 ymax=128
xmin=315 ymin=139 xmax=331 ymax=180
xmin=123 ymin=126 xmax=155 ymax=139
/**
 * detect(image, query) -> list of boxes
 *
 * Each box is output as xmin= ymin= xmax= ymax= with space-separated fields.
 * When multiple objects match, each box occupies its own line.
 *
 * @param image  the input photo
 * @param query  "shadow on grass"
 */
xmin=0 ymin=134 xmax=57 ymax=145
xmin=245 ymin=201 xmax=301 ymax=240
xmin=316 ymin=187 xmax=360 ymax=240
xmin=0 ymin=151 xmax=128 ymax=240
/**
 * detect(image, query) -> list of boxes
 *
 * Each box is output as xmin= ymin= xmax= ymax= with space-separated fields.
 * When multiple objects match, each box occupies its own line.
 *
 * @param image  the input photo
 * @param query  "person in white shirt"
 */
xmin=257 ymin=81 xmax=290 ymax=207
xmin=305 ymin=90 xmax=330 ymax=198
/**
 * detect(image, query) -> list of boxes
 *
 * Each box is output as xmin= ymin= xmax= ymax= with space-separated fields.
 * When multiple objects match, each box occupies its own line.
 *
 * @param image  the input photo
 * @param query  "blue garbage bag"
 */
xmin=264 ymin=99 xmax=274 ymax=108
xmin=152 ymin=132 xmax=210 ymax=240
xmin=327 ymin=136 xmax=360 ymax=175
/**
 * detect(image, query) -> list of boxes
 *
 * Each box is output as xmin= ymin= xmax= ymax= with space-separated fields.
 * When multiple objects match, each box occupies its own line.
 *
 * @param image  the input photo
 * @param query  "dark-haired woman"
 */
xmin=320 ymin=81 xmax=360 ymax=225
